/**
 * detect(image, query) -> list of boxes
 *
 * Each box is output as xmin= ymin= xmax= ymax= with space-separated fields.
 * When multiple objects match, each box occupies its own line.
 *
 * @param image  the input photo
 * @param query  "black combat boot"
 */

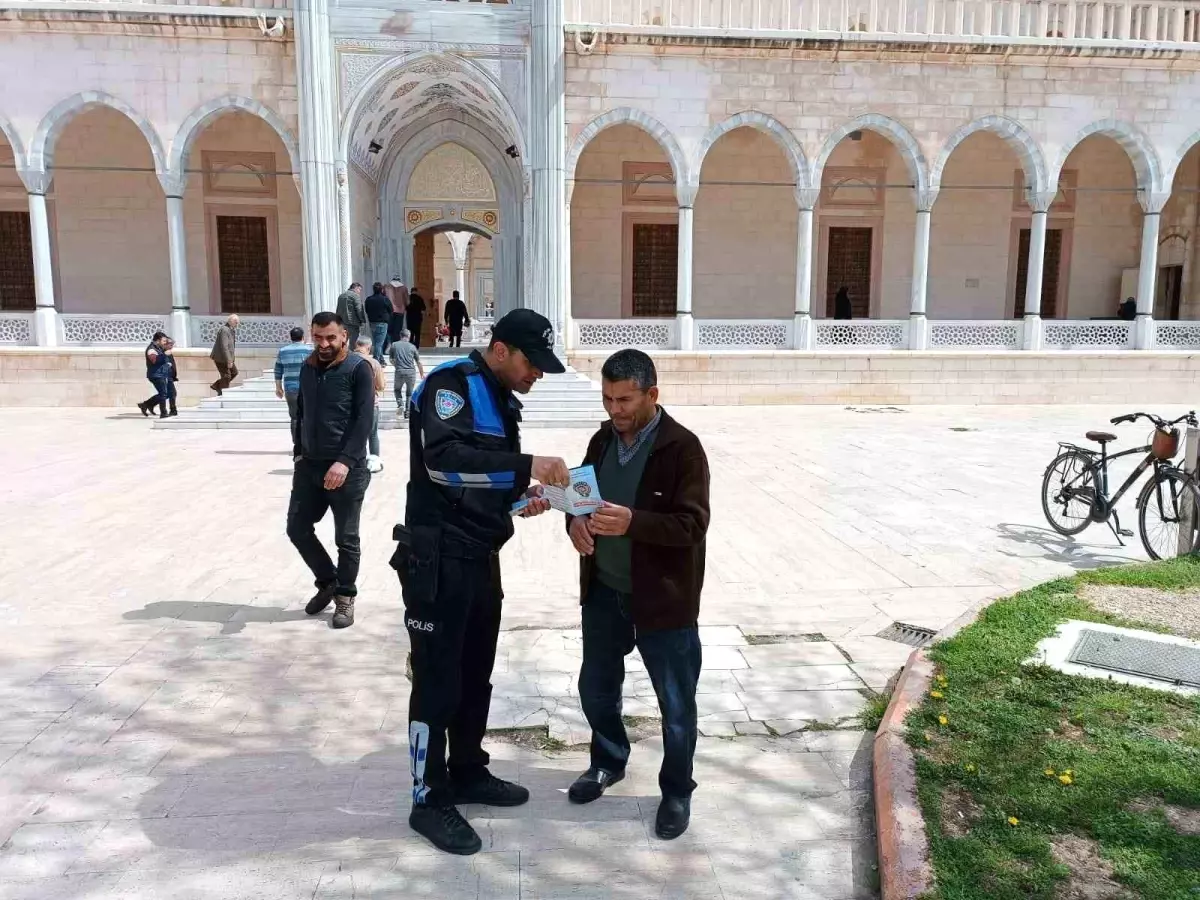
xmin=409 ymin=804 xmax=482 ymax=855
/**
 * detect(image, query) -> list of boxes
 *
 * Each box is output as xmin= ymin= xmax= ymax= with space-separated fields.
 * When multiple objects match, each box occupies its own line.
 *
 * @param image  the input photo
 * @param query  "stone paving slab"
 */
xmin=0 ymin=405 xmax=1170 ymax=898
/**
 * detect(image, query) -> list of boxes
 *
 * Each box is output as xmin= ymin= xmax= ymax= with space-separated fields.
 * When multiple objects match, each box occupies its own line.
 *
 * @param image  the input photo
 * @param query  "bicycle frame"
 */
xmin=1062 ymin=442 xmax=1159 ymax=518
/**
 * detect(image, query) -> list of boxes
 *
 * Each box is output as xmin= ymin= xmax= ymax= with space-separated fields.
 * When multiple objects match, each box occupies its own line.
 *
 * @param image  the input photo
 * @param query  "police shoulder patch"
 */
xmin=435 ymin=388 xmax=465 ymax=420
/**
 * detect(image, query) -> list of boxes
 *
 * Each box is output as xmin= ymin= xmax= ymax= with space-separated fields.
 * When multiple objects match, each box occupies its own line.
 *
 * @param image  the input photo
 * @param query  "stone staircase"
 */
xmin=155 ymin=353 xmax=606 ymax=430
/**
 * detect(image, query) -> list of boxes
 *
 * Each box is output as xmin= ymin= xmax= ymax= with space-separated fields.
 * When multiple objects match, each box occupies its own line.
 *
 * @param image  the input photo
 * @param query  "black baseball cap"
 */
xmin=492 ymin=309 xmax=566 ymax=374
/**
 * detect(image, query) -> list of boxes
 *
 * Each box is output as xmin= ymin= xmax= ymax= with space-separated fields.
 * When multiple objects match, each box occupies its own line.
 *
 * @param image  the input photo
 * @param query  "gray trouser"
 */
xmin=394 ymin=372 xmax=417 ymax=415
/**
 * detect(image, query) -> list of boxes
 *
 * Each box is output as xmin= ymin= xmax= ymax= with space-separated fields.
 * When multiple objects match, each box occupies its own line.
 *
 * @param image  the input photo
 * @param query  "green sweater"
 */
xmin=593 ymin=434 xmax=653 ymax=594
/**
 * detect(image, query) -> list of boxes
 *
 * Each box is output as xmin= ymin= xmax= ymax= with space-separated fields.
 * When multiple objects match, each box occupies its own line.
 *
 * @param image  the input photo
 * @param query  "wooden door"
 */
xmin=413 ymin=230 xmax=438 ymax=345
xmin=825 ymin=227 xmax=872 ymax=318
xmin=1157 ymin=265 xmax=1183 ymax=320
xmin=0 ymin=211 xmax=34 ymax=310
xmin=1014 ymin=228 xmax=1064 ymax=318
xmin=216 ymin=215 xmax=271 ymax=314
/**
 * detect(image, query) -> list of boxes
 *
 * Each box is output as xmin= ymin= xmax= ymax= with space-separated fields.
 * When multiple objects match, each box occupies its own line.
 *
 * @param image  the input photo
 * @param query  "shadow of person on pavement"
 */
xmin=123 ymin=601 xmax=310 ymax=635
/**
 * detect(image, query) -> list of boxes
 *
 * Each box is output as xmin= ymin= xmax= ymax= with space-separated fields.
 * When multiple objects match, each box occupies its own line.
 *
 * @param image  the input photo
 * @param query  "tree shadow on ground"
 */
xmin=123 ymin=601 xmax=310 ymax=635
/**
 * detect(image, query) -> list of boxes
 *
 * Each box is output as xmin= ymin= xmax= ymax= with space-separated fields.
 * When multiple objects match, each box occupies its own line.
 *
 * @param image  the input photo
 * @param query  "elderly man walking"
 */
xmin=565 ymin=349 xmax=711 ymax=841
xmin=210 ymin=314 xmax=239 ymax=396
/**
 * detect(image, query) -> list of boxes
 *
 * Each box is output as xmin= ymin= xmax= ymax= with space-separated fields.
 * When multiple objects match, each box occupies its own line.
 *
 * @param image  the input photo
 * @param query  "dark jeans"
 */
xmin=408 ymin=317 xmax=423 ymax=348
xmin=284 ymin=391 xmax=299 ymax=450
xmin=371 ymin=322 xmax=389 ymax=364
xmin=448 ymin=325 xmax=464 ymax=348
xmin=579 ymin=581 xmax=702 ymax=798
xmin=405 ymin=547 xmax=503 ymax=807
xmin=211 ymin=362 xmax=238 ymax=392
xmin=286 ymin=458 xmax=370 ymax=597
xmin=145 ymin=376 xmax=176 ymax=414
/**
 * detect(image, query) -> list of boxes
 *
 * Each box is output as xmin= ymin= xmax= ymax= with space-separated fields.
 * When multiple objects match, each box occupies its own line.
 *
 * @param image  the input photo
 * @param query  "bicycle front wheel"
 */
xmin=1041 ymin=450 xmax=1097 ymax=536
xmin=1138 ymin=467 xmax=1200 ymax=560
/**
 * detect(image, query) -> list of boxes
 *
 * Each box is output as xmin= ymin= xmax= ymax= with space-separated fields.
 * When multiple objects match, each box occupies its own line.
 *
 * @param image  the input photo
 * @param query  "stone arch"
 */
xmin=29 ymin=91 xmax=167 ymax=177
xmin=932 ymin=116 xmax=1049 ymax=195
xmin=695 ymin=111 xmax=809 ymax=189
xmin=566 ymin=108 xmax=690 ymax=200
xmin=1053 ymin=119 xmax=1162 ymax=193
xmin=1163 ymin=128 xmax=1200 ymax=192
xmin=340 ymin=50 xmax=526 ymax=171
xmin=0 ymin=113 xmax=26 ymax=173
xmin=814 ymin=114 xmax=930 ymax=197
xmin=167 ymin=96 xmax=299 ymax=190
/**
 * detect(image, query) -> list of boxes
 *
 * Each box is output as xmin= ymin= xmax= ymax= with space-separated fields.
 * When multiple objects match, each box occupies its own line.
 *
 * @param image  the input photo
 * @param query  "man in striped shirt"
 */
xmin=275 ymin=326 xmax=312 ymax=452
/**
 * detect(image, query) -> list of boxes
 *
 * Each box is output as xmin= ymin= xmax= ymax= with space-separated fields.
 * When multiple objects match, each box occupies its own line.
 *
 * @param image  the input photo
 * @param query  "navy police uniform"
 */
xmin=394 ymin=348 xmax=533 ymax=808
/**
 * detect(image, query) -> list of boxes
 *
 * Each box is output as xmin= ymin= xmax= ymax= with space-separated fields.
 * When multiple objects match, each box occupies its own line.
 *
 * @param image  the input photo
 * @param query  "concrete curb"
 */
xmin=873 ymin=595 xmax=995 ymax=900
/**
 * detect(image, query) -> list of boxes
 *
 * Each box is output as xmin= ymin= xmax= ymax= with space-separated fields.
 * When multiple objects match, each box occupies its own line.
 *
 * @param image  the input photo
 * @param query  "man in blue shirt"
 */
xmin=275 ymin=326 xmax=312 ymax=451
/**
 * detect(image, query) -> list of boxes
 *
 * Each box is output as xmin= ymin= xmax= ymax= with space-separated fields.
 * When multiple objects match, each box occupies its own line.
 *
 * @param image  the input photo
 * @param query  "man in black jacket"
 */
xmin=287 ymin=311 xmax=375 ymax=630
xmin=396 ymin=308 xmax=570 ymax=855
xmin=365 ymin=282 xmax=393 ymax=365
xmin=443 ymin=290 xmax=470 ymax=348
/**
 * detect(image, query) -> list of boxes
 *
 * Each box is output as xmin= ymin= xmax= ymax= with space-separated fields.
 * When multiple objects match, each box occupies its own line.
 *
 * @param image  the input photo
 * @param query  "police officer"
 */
xmin=394 ymin=308 xmax=570 ymax=855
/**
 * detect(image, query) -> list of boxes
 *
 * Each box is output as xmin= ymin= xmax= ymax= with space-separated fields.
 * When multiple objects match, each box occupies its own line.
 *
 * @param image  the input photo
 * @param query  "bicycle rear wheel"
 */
xmin=1041 ymin=449 xmax=1097 ymax=536
xmin=1138 ymin=467 xmax=1200 ymax=560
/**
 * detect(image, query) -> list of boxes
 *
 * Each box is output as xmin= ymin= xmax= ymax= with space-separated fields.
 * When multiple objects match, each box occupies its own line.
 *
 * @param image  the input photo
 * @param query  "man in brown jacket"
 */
xmin=210 ymin=313 xmax=239 ymax=396
xmin=565 ymin=349 xmax=710 ymax=840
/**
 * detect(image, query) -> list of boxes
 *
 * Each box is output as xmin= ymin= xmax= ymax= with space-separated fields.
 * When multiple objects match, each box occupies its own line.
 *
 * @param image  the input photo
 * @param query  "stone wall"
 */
xmin=570 ymin=350 xmax=1200 ymax=406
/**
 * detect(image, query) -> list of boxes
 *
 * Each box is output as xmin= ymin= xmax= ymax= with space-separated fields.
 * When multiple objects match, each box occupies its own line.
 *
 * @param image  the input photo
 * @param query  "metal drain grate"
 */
xmin=1068 ymin=630 xmax=1200 ymax=688
xmin=876 ymin=621 xmax=938 ymax=648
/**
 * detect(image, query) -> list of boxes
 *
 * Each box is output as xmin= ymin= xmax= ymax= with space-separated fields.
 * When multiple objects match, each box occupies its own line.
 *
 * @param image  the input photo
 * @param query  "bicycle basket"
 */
xmin=1152 ymin=427 xmax=1180 ymax=460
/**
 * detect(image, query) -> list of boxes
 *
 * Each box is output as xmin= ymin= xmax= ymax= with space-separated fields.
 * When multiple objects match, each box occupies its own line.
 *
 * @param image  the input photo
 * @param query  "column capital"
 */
xmin=914 ymin=188 xmax=939 ymax=213
xmin=675 ymin=182 xmax=699 ymax=208
xmin=794 ymin=187 xmax=820 ymax=210
xmin=1137 ymin=189 xmax=1170 ymax=215
xmin=1025 ymin=188 xmax=1058 ymax=214
xmin=158 ymin=173 xmax=187 ymax=199
xmin=20 ymin=169 xmax=51 ymax=196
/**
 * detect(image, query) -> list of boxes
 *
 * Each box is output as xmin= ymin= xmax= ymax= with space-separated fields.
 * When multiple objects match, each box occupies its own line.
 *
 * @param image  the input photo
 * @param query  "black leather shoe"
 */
xmin=409 ymin=804 xmax=482 ymax=855
xmin=568 ymin=767 xmax=625 ymax=804
xmin=655 ymin=796 xmax=691 ymax=840
xmin=305 ymin=583 xmax=336 ymax=616
xmin=453 ymin=772 xmax=529 ymax=807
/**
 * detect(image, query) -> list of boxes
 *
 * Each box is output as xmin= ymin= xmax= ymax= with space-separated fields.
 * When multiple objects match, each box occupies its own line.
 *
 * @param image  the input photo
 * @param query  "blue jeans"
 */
xmin=371 ymin=322 xmax=388 ymax=364
xmin=579 ymin=581 xmax=701 ymax=798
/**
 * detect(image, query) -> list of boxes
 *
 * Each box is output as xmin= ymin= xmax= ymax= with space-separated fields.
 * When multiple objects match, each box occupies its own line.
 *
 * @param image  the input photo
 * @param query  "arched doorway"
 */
xmin=410 ymin=224 xmax=493 ymax=345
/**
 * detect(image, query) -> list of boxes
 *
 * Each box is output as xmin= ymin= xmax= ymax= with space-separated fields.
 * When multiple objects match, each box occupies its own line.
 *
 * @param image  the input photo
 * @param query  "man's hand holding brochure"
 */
xmin=512 ymin=465 xmax=604 ymax=517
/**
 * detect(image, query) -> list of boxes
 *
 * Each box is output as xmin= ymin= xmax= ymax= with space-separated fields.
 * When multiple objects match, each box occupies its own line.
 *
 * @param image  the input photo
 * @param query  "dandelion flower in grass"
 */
xmin=1058 ymin=774 xmax=1073 ymax=785
xmin=936 ymin=675 xmax=948 ymax=685
xmin=1007 ymin=816 xmax=1020 ymax=826
xmin=930 ymin=690 xmax=944 ymax=699
xmin=938 ymin=715 xmax=949 ymax=726
xmin=965 ymin=763 xmax=976 ymax=773
xmin=1044 ymin=768 xmax=1056 ymax=777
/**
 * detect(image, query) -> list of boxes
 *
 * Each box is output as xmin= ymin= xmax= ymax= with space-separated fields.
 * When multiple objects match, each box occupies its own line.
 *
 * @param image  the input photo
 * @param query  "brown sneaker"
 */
xmin=331 ymin=596 xmax=355 ymax=629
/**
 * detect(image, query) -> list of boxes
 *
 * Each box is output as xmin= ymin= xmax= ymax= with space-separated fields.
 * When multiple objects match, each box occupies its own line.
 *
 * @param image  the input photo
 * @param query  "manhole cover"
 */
xmin=876 ymin=622 xmax=937 ymax=647
xmin=1068 ymin=629 xmax=1200 ymax=688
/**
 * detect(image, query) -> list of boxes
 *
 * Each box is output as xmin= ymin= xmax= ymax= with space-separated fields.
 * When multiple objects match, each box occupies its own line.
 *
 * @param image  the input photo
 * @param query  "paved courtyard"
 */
xmin=0 ymin=402 xmax=1172 ymax=899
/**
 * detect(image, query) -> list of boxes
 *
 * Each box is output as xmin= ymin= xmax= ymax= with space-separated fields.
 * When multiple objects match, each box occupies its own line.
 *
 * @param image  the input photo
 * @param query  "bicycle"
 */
xmin=1041 ymin=410 xmax=1200 ymax=560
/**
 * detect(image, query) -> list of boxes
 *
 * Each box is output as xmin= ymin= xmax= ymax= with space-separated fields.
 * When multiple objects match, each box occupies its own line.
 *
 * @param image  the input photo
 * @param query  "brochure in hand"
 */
xmin=510 ymin=465 xmax=604 ymax=517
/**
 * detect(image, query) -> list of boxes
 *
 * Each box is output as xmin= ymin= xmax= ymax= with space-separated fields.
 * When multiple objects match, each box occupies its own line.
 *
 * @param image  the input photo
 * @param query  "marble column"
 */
xmin=676 ymin=203 xmax=695 ymax=351
xmin=295 ymin=0 xmax=341 ymax=315
xmin=531 ymin=0 xmax=566 ymax=342
xmin=24 ymin=173 xmax=58 ymax=347
xmin=1135 ymin=191 xmax=1168 ymax=350
xmin=1021 ymin=192 xmax=1055 ymax=351
xmin=336 ymin=161 xmax=351 ymax=290
xmin=563 ymin=187 xmax=574 ymax=350
xmin=446 ymin=231 xmax=473 ymax=308
xmin=160 ymin=179 xmax=192 ymax=348
xmin=908 ymin=190 xmax=937 ymax=351
xmin=792 ymin=188 xmax=818 ymax=351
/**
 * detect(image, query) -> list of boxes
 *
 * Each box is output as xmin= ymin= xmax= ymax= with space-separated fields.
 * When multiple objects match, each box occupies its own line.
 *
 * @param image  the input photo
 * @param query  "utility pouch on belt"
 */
xmin=394 ymin=524 xmax=441 ymax=607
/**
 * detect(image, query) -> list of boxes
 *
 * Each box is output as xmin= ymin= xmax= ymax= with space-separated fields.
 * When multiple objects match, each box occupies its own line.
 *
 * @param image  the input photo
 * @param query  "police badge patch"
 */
xmin=435 ymin=389 xmax=465 ymax=420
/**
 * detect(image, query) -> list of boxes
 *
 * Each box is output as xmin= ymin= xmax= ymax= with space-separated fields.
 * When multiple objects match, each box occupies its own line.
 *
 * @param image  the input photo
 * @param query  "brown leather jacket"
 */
xmin=571 ymin=409 xmax=710 ymax=633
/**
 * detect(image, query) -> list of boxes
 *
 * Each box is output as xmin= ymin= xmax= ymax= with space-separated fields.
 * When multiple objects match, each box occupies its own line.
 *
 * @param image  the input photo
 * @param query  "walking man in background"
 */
xmin=287 ymin=312 xmax=375 ymax=630
xmin=444 ymin=290 xmax=470 ymax=349
xmin=566 ymin=349 xmax=710 ymax=841
xmin=390 ymin=328 xmax=424 ymax=419
xmin=365 ymin=282 xmax=392 ymax=365
xmin=274 ymin=326 xmax=311 ymax=451
xmin=395 ymin=309 xmax=570 ymax=855
xmin=139 ymin=331 xmax=175 ymax=419
xmin=209 ymin=314 xmax=239 ymax=396
xmin=354 ymin=334 xmax=387 ymax=474
xmin=336 ymin=282 xmax=366 ymax=347
xmin=406 ymin=289 xmax=427 ymax=348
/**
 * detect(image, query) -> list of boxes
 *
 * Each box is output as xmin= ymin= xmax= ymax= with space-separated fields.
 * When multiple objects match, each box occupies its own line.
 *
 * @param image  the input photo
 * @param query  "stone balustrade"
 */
xmin=565 ymin=0 xmax=1200 ymax=45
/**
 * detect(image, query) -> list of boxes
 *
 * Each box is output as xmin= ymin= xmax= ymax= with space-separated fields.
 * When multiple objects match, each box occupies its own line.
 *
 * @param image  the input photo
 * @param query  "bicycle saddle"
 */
xmin=1086 ymin=431 xmax=1118 ymax=444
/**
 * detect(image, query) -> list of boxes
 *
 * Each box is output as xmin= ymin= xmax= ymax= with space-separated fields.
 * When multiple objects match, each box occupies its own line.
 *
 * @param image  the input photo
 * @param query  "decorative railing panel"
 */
xmin=0 ymin=313 xmax=34 ymax=345
xmin=815 ymin=320 xmax=907 ymax=349
xmin=929 ymin=320 xmax=1021 ymax=350
xmin=565 ymin=0 xmax=1200 ymax=45
xmin=193 ymin=315 xmax=305 ymax=347
xmin=61 ymin=314 xmax=167 ymax=346
xmin=575 ymin=318 xmax=677 ymax=349
xmin=1152 ymin=322 xmax=1200 ymax=350
xmin=697 ymin=319 xmax=789 ymax=348
xmin=1042 ymin=320 xmax=1132 ymax=350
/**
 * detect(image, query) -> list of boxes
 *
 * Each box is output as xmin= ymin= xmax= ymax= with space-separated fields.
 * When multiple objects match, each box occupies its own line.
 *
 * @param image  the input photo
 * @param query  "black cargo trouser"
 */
xmin=286 ymin=459 xmax=370 ymax=597
xmin=396 ymin=527 xmax=502 ymax=808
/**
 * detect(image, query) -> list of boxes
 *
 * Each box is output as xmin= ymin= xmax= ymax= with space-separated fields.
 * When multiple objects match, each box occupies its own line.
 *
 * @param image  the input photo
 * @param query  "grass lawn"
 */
xmin=909 ymin=557 xmax=1200 ymax=900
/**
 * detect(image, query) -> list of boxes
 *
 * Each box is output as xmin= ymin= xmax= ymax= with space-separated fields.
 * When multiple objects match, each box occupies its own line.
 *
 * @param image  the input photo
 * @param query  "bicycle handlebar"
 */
xmin=1110 ymin=410 xmax=1197 ymax=428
